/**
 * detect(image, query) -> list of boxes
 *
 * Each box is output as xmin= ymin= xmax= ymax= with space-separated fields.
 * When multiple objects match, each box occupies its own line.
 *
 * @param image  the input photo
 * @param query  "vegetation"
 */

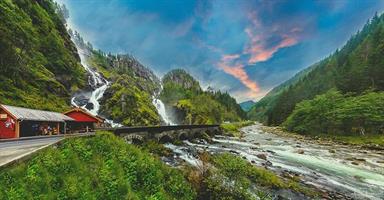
xmin=240 ymin=100 xmax=256 ymax=112
xmin=70 ymin=32 xmax=162 ymax=126
xmin=0 ymin=132 xmax=195 ymax=200
xmin=220 ymin=121 xmax=254 ymax=137
xmin=100 ymin=75 xmax=160 ymax=126
xmin=283 ymin=90 xmax=384 ymax=135
xmin=0 ymin=0 xmax=85 ymax=112
xmin=249 ymin=13 xmax=384 ymax=137
xmin=160 ymin=69 xmax=246 ymax=124
xmin=184 ymin=153 xmax=314 ymax=200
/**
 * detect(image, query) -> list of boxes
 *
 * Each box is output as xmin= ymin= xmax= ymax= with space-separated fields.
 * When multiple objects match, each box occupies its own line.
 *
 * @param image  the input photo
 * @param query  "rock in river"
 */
xmin=257 ymin=154 xmax=267 ymax=160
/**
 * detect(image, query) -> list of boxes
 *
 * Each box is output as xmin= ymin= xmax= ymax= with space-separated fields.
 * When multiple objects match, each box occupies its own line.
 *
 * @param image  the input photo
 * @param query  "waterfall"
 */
xmin=71 ymin=47 xmax=122 ymax=127
xmin=152 ymin=98 xmax=175 ymax=125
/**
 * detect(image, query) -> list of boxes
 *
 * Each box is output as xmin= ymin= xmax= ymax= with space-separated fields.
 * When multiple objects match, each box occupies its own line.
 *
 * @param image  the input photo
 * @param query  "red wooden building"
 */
xmin=63 ymin=108 xmax=104 ymax=133
xmin=0 ymin=104 xmax=74 ymax=139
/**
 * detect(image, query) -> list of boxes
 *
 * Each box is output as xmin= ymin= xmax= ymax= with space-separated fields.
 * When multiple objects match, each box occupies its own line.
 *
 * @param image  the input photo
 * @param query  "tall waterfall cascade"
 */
xmin=70 ymin=47 xmax=122 ymax=127
xmin=152 ymin=85 xmax=175 ymax=125
xmin=152 ymin=98 xmax=175 ymax=125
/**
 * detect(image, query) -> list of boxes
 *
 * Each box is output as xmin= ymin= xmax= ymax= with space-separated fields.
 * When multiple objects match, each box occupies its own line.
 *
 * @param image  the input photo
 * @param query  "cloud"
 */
xmin=244 ymin=12 xmax=299 ymax=64
xmin=217 ymin=54 xmax=260 ymax=93
xmin=216 ymin=11 xmax=299 ymax=99
xmin=246 ymin=32 xmax=298 ymax=64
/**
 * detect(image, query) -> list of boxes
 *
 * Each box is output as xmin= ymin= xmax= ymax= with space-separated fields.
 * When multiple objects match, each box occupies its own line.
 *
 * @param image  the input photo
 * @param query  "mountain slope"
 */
xmin=249 ymin=13 xmax=384 ymax=126
xmin=69 ymin=32 xmax=161 ymax=126
xmin=240 ymin=100 xmax=256 ymax=111
xmin=160 ymin=69 xmax=245 ymax=124
xmin=0 ymin=0 xmax=85 ymax=111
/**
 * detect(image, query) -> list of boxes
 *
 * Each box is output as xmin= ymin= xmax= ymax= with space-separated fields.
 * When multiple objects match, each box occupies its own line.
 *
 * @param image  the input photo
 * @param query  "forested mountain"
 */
xmin=160 ymin=69 xmax=245 ymax=124
xmin=248 ymin=64 xmax=316 ymax=121
xmin=0 ymin=0 xmax=86 ymax=111
xmin=239 ymin=100 xmax=256 ymax=111
xmin=249 ymin=13 xmax=384 ymax=135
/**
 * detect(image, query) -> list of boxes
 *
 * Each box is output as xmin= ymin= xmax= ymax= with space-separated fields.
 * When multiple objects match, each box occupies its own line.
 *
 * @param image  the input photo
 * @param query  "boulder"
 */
xmin=256 ymin=154 xmax=267 ymax=160
xmin=296 ymin=149 xmax=305 ymax=154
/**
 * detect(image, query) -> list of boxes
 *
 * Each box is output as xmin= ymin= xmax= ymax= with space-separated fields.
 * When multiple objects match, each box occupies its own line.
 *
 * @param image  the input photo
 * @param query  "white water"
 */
xmin=152 ymin=98 xmax=175 ymax=125
xmin=71 ymin=48 xmax=109 ymax=117
xmin=165 ymin=124 xmax=384 ymax=199
xmin=71 ymin=47 xmax=122 ymax=127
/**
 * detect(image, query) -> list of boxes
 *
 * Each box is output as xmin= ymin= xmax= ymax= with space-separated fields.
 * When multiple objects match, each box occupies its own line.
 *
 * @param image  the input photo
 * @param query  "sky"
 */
xmin=58 ymin=0 xmax=384 ymax=102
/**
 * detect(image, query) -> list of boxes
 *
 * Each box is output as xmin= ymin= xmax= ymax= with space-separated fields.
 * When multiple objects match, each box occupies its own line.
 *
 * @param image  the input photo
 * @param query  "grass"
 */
xmin=212 ymin=153 xmax=316 ymax=196
xmin=0 ymin=131 xmax=195 ymax=200
xmin=220 ymin=121 xmax=254 ymax=137
xmin=183 ymin=152 xmax=317 ymax=200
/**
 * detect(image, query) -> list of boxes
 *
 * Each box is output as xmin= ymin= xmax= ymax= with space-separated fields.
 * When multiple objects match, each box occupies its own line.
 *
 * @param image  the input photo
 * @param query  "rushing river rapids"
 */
xmin=164 ymin=124 xmax=384 ymax=200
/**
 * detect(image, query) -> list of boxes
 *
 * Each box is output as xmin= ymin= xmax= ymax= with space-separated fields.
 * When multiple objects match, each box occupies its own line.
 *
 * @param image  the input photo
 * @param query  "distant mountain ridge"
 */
xmin=240 ymin=100 xmax=256 ymax=111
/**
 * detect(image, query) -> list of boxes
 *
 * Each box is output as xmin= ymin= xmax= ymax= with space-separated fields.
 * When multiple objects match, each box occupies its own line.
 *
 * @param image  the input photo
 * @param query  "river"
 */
xmin=165 ymin=123 xmax=384 ymax=200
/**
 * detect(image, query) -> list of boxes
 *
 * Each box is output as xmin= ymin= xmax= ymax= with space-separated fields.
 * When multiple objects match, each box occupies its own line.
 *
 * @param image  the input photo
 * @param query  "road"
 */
xmin=0 ymin=133 xmax=95 ymax=167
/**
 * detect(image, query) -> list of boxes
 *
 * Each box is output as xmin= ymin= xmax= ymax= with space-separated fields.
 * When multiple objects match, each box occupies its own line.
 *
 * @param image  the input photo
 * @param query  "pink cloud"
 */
xmin=214 ymin=11 xmax=301 ymax=98
xmin=245 ymin=29 xmax=298 ymax=64
xmin=217 ymin=56 xmax=260 ymax=93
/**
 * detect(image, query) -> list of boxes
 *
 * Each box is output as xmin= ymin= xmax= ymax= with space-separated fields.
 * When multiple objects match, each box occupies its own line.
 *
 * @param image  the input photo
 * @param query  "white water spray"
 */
xmin=71 ymin=47 xmax=122 ymax=127
xmin=152 ymin=98 xmax=175 ymax=125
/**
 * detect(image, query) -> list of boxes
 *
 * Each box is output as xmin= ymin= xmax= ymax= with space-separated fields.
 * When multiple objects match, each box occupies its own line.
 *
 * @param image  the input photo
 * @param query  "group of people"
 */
xmin=32 ymin=124 xmax=59 ymax=136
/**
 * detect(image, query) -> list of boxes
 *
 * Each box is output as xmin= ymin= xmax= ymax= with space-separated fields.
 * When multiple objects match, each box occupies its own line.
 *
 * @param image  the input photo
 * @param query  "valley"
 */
xmin=0 ymin=0 xmax=383 ymax=199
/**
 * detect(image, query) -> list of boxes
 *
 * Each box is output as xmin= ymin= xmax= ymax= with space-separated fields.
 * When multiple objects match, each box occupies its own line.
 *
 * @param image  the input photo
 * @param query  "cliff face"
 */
xmin=0 ymin=0 xmax=86 ymax=112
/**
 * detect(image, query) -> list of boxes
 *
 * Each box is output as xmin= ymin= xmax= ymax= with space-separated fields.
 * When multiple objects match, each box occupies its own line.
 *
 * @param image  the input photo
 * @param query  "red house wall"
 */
xmin=0 ymin=109 xmax=16 ymax=139
xmin=65 ymin=111 xmax=99 ymax=123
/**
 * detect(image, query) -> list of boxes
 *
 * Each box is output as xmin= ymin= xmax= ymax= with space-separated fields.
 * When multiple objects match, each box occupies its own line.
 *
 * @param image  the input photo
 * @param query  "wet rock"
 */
xmin=281 ymin=171 xmax=295 ymax=179
xmin=229 ymin=150 xmax=239 ymax=155
xmin=256 ymin=154 xmax=267 ymax=160
xmin=266 ymin=150 xmax=276 ymax=154
xmin=351 ymin=161 xmax=359 ymax=165
xmin=221 ymin=145 xmax=227 ymax=148
xmin=265 ymin=160 xmax=273 ymax=166
xmin=266 ymin=138 xmax=272 ymax=141
xmin=376 ymin=160 xmax=384 ymax=164
xmin=296 ymin=149 xmax=305 ymax=154
xmin=250 ymin=147 xmax=258 ymax=150
xmin=242 ymin=156 xmax=247 ymax=160
xmin=329 ymin=149 xmax=336 ymax=153
xmin=295 ymin=145 xmax=301 ymax=148
xmin=253 ymin=142 xmax=260 ymax=145
xmin=354 ymin=158 xmax=366 ymax=162
xmin=251 ymin=160 xmax=256 ymax=164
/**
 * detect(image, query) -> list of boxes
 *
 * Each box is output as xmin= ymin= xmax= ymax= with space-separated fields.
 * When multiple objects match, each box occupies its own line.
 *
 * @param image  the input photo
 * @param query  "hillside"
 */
xmin=249 ymin=13 xmax=384 ymax=131
xmin=69 ymin=32 xmax=161 ymax=126
xmin=248 ymin=64 xmax=316 ymax=121
xmin=0 ymin=132 xmax=195 ymax=199
xmin=160 ymin=69 xmax=245 ymax=124
xmin=239 ymin=100 xmax=256 ymax=111
xmin=0 ymin=0 xmax=86 ymax=112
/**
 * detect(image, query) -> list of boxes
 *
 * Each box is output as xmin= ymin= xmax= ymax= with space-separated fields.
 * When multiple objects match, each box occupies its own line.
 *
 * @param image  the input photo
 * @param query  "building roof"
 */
xmin=0 ymin=105 xmax=75 ymax=122
xmin=63 ymin=108 xmax=104 ymax=123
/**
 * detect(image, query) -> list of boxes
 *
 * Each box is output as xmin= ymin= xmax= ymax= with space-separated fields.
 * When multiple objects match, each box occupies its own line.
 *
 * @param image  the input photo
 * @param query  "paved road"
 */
xmin=0 ymin=137 xmax=63 ymax=167
xmin=0 ymin=133 xmax=95 ymax=167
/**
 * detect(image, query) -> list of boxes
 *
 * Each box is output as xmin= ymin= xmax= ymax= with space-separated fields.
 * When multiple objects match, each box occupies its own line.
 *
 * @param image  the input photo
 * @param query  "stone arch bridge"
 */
xmin=100 ymin=125 xmax=221 ymax=144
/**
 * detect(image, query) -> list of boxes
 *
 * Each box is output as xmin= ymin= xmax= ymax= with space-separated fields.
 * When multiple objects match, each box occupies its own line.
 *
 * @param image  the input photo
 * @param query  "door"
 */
xmin=0 ymin=117 xmax=16 ymax=139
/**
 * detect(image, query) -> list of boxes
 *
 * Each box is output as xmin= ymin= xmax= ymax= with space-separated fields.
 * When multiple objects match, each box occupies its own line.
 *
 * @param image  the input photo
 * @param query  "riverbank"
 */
xmin=220 ymin=121 xmax=255 ymax=137
xmin=260 ymin=125 xmax=384 ymax=150
xmin=160 ymin=123 xmax=384 ymax=199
